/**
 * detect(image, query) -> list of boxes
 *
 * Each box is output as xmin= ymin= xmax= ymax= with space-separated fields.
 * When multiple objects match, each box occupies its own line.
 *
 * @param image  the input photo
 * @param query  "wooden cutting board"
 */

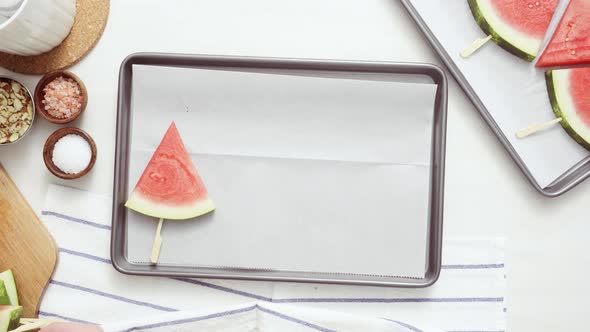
xmin=0 ymin=164 xmax=58 ymax=318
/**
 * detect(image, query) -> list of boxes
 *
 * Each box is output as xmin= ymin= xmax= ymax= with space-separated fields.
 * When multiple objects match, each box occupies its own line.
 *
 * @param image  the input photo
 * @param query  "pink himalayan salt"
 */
xmin=42 ymin=76 xmax=83 ymax=119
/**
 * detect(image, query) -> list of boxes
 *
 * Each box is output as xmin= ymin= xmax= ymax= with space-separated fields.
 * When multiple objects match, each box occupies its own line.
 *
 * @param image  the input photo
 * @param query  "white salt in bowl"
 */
xmin=43 ymin=127 xmax=97 ymax=179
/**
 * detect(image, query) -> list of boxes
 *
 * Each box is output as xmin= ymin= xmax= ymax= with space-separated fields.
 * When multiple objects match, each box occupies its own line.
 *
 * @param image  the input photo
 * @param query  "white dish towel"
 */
xmin=39 ymin=184 xmax=506 ymax=332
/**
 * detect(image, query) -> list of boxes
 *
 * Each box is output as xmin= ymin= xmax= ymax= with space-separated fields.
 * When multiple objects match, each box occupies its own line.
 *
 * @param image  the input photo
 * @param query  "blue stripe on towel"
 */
xmin=442 ymin=264 xmax=504 ymax=269
xmin=49 ymin=280 xmax=177 ymax=312
xmin=38 ymin=310 xmax=97 ymax=325
xmin=274 ymin=297 xmax=503 ymax=304
xmin=382 ymin=318 xmax=423 ymax=332
xmin=41 ymin=210 xmax=112 ymax=230
xmin=59 ymin=248 xmax=111 ymax=264
xmin=118 ymin=305 xmax=257 ymax=332
xmin=172 ymin=277 xmax=274 ymax=302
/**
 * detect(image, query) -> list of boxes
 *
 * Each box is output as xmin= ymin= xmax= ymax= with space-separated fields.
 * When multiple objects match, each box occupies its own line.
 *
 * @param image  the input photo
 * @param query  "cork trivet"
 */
xmin=0 ymin=0 xmax=109 ymax=75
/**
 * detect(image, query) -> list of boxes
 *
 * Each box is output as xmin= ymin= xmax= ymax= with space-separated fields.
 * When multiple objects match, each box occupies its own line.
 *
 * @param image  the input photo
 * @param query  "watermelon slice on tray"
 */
xmin=125 ymin=122 xmax=214 ymax=263
xmin=467 ymin=0 xmax=558 ymax=61
xmin=126 ymin=122 xmax=214 ymax=220
xmin=546 ymin=67 xmax=590 ymax=150
xmin=537 ymin=0 xmax=590 ymax=68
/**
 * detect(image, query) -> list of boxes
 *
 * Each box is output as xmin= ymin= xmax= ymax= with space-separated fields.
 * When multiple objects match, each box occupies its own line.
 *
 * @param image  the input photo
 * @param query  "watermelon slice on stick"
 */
xmin=125 ymin=122 xmax=215 ymax=264
xmin=536 ymin=0 xmax=590 ymax=68
xmin=463 ymin=0 xmax=558 ymax=60
xmin=516 ymin=68 xmax=590 ymax=140
xmin=542 ymin=67 xmax=590 ymax=149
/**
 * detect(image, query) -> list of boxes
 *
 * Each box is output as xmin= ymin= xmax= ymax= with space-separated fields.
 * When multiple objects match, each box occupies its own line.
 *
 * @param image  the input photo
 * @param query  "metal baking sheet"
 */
xmin=401 ymin=0 xmax=590 ymax=197
xmin=111 ymin=53 xmax=447 ymax=287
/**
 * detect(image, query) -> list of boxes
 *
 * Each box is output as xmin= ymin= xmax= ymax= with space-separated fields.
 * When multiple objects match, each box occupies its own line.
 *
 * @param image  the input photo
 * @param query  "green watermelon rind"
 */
xmin=0 ymin=305 xmax=22 ymax=332
xmin=468 ymin=0 xmax=537 ymax=62
xmin=546 ymin=70 xmax=590 ymax=151
xmin=125 ymin=192 xmax=215 ymax=221
xmin=0 ymin=271 xmax=18 ymax=306
xmin=0 ymin=281 xmax=8 ymax=306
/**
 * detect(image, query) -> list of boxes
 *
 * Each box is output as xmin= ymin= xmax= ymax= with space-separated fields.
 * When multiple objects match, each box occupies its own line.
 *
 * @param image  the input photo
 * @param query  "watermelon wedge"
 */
xmin=125 ymin=122 xmax=215 ymax=220
xmin=0 ymin=305 xmax=22 ymax=332
xmin=468 ymin=0 xmax=558 ymax=61
xmin=0 ymin=271 xmax=18 ymax=306
xmin=537 ymin=0 xmax=590 ymax=68
xmin=546 ymin=67 xmax=590 ymax=150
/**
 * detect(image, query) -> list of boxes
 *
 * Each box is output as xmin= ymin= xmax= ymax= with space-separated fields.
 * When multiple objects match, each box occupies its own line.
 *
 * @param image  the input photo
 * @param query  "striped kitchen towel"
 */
xmin=40 ymin=184 xmax=506 ymax=332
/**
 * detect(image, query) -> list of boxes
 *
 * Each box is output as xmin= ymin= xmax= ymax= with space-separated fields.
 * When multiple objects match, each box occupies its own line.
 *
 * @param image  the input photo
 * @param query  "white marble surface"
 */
xmin=1 ymin=0 xmax=589 ymax=331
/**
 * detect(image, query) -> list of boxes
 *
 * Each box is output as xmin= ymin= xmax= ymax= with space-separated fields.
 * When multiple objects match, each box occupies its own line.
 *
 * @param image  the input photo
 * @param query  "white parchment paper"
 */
xmin=409 ymin=0 xmax=588 ymax=188
xmin=126 ymin=65 xmax=438 ymax=278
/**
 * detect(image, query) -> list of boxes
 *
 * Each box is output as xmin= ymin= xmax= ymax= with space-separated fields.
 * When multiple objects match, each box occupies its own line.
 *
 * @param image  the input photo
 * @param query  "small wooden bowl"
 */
xmin=43 ymin=127 xmax=97 ymax=180
xmin=34 ymin=71 xmax=88 ymax=124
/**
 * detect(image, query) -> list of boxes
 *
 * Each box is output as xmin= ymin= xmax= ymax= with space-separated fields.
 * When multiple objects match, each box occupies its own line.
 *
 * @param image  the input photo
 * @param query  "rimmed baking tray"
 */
xmin=401 ymin=0 xmax=590 ymax=197
xmin=111 ymin=53 xmax=447 ymax=287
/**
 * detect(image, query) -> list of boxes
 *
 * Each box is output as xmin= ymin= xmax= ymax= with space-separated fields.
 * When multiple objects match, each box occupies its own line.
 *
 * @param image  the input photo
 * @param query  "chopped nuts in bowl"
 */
xmin=0 ymin=77 xmax=35 ymax=145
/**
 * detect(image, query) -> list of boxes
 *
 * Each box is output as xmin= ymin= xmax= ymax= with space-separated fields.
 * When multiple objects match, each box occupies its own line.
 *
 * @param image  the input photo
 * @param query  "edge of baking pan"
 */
xmin=111 ymin=52 xmax=447 ymax=288
xmin=400 ymin=0 xmax=590 ymax=197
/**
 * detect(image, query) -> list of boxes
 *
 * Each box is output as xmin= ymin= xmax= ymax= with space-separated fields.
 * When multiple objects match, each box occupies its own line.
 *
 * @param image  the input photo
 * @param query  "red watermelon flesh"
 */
xmin=125 ymin=122 xmax=215 ymax=220
xmin=571 ymin=68 xmax=590 ymax=126
xmin=491 ymin=0 xmax=557 ymax=38
xmin=537 ymin=0 xmax=590 ymax=67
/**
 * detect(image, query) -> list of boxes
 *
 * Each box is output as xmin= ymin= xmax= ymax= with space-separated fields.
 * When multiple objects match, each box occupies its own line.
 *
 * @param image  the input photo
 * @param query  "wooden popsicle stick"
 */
xmin=516 ymin=118 xmax=562 ymax=138
xmin=150 ymin=218 xmax=164 ymax=264
xmin=12 ymin=322 xmax=46 ymax=332
xmin=19 ymin=318 xmax=63 ymax=324
xmin=13 ymin=319 xmax=62 ymax=332
xmin=461 ymin=35 xmax=493 ymax=58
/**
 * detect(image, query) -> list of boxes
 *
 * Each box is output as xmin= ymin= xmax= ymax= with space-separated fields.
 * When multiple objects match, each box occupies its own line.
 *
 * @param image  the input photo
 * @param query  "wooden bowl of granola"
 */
xmin=34 ymin=71 xmax=87 ymax=124
xmin=0 ymin=77 xmax=35 ymax=145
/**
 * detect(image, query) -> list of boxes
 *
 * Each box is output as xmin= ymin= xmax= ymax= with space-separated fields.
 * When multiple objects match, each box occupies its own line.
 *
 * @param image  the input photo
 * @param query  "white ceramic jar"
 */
xmin=0 ymin=0 xmax=76 ymax=56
